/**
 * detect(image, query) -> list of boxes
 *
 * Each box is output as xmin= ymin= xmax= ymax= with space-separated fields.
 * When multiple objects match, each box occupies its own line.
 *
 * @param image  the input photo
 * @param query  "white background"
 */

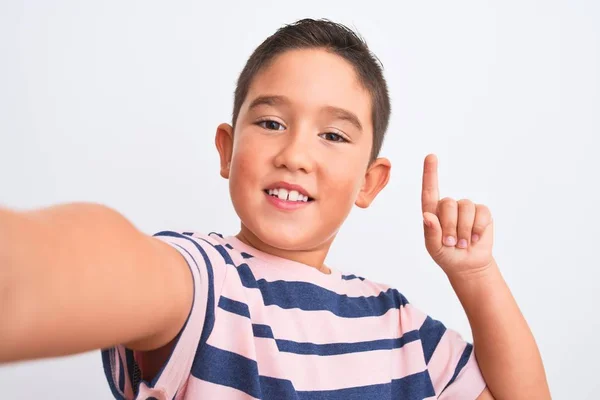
xmin=1 ymin=1 xmax=598 ymax=398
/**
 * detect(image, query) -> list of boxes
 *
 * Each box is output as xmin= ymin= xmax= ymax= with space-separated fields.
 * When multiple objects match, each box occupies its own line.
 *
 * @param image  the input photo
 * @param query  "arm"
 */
xmin=449 ymin=260 xmax=550 ymax=399
xmin=0 ymin=202 xmax=193 ymax=363
xmin=420 ymin=154 xmax=550 ymax=399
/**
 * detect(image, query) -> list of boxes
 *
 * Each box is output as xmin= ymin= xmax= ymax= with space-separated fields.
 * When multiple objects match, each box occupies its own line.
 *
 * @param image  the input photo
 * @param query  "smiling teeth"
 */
xmin=278 ymin=188 xmax=288 ymax=200
xmin=267 ymin=188 xmax=309 ymax=202
xmin=288 ymin=190 xmax=299 ymax=201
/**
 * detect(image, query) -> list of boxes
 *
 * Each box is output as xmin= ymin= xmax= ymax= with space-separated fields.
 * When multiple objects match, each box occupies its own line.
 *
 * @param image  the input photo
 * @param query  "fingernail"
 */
xmin=423 ymin=219 xmax=430 ymax=228
xmin=472 ymin=234 xmax=480 ymax=243
xmin=457 ymin=239 xmax=468 ymax=248
xmin=444 ymin=236 xmax=456 ymax=246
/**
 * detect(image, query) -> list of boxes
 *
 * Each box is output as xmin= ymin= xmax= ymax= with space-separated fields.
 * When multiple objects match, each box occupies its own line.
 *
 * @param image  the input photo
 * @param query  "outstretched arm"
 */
xmin=0 ymin=202 xmax=193 ymax=363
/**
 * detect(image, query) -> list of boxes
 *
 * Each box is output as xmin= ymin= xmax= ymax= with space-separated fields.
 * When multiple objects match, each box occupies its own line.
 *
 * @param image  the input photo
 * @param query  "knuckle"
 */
xmin=438 ymin=198 xmax=457 ymax=232
xmin=476 ymin=204 xmax=491 ymax=215
xmin=458 ymin=223 xmax=472 ymax=234
xmin=440 ymin=197 xmax=456 ymax=205
xmin=457 ymin=223 xmax=473 ymax=238
xmin=458 ymin=198 xmax=475 ymax=209
xmin=474 ymin=210 xmax=492 ymax=232
xmin=438 ymin=198 xmax=457 ymax=213
xmin=442 ymin=220 xmax=457 ymax=232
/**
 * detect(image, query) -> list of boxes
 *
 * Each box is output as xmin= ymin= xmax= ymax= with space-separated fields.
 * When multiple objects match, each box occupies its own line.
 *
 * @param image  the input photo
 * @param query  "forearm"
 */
xmin=448 ymin=259 xmax=550 ymax=399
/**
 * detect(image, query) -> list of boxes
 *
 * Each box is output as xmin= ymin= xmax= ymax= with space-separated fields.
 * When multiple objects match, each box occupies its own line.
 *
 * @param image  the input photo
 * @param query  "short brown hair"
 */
xmin=232 ymin=18 xmax=391 ymax=162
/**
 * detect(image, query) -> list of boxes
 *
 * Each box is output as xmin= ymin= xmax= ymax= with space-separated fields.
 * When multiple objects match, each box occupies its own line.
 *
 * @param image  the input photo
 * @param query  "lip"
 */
xmin=264 ymin=181 xmax=313 ymax=199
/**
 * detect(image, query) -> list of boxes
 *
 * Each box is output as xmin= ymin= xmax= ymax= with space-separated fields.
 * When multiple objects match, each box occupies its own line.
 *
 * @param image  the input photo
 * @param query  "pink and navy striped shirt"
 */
xmin=102 ymin=231 xmax=487 ymax=399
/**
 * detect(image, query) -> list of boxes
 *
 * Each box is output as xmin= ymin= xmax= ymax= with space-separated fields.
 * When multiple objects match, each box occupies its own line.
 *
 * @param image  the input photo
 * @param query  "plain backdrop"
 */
xmin=1 ymin=0 xmax=599 ymax=398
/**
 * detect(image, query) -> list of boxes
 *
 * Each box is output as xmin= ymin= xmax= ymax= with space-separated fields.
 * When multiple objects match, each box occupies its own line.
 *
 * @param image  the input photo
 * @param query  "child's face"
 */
xmin=216 ymin=48 xmax=390 ymax=253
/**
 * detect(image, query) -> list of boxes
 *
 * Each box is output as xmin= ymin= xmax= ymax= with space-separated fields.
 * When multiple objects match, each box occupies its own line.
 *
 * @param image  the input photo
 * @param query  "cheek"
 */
xmin=230 ymin=135 xmax=267 ymax=180
xmin=233 ymin=151 xmax=257 ymax=177
xmin=320 ymin=161 xmax=365 ymax=205
xmin=228 ymin=144 xmax=263 ymax=220
xmin=228 ymin=135 xmax=275 ymax=212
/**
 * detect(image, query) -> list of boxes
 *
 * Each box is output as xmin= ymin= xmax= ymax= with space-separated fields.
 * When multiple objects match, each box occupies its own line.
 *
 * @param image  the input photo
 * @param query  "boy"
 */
xmin=0 ymin=18 xmax=550 ymax=399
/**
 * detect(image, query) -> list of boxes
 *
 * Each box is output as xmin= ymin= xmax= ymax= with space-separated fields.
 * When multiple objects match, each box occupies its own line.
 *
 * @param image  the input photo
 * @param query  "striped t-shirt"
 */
xmin=102 ymin=231 xmax=487 ymax=400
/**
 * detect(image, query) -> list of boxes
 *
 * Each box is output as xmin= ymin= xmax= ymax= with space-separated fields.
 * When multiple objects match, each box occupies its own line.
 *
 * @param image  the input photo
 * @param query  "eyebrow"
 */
xmin=248 ymin=95 xmax=289 ymax=110
xmin=247 ymin=95 xmax=363 ymax=133
xmin=322 ymin=105 xmax=363 ymax=133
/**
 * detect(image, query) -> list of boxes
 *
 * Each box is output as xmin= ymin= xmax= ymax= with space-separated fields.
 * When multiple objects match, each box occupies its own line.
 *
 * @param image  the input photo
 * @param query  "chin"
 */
xmin=244 ymin=216 xmax=334 ymax=252
xmin=255 ymin=221 xmax=316 ymax=250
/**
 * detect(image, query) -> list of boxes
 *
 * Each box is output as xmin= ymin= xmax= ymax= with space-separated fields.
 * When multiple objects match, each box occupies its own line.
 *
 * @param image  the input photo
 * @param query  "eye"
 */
xmin=257 ymin=119 xmax=285 ymax=131
xmin=320 ymin=132 xmax=348 ymax=143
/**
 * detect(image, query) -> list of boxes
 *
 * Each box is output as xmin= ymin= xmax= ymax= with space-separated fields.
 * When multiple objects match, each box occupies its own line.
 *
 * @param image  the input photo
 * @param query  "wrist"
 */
xmin=446 ymin=259 xmax=505 ymax=300
xmin=446 ymin=258 xmax=499 ymax=284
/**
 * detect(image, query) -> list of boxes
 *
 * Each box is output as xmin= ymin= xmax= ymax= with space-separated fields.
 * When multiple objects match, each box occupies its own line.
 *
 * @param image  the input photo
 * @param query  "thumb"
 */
xmin=423 ymin=211 xmax=442 ymax=250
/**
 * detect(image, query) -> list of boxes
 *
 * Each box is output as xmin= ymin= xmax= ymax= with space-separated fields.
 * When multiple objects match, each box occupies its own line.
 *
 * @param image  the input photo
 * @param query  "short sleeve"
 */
xmin=417 ymin=311 xmax=487 ymax=399
xmin=101 ymin=231 xmax=228 ymax=400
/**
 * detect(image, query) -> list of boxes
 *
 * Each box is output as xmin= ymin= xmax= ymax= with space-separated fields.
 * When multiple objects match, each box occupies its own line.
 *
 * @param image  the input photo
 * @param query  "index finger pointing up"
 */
xmin=421 ymin=154 xmax=440 ymax=214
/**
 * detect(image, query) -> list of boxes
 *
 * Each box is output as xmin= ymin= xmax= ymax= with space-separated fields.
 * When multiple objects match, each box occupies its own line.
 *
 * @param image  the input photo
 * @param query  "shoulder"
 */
xmin=151 ymin=230 xmax=233 ymax=314
xmin=152 ymin=230 xmax=236 ymax=265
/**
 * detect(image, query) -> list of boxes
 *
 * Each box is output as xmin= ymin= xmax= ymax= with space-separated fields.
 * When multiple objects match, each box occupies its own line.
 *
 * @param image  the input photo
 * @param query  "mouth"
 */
xmin=263 ymin=188 xmax=314 ymax=202
xmin=263 ymin=181 xmax=315 ymax=207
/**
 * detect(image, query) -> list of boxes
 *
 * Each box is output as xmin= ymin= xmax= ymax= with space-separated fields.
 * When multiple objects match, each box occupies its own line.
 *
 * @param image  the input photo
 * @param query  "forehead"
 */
xmin=243 ymin=49 xmax=372 ymax=130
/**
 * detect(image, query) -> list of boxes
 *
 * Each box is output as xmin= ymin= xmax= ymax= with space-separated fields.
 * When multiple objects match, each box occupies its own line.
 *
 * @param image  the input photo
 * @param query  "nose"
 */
xmin=273 ymin=129 xmax=314 ymax=173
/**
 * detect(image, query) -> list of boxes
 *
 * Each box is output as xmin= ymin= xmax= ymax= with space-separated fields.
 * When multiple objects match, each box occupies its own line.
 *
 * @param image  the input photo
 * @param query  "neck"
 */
xmin=235 ymin=224 xmax=333 ymax=275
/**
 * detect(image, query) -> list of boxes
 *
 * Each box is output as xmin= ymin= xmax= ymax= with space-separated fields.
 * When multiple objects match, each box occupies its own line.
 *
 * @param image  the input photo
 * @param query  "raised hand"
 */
xmin=421 ymin=154 xmax=494 ymax=277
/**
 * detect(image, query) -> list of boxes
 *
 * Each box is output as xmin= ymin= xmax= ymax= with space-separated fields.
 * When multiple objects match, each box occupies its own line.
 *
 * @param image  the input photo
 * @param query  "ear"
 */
xmin=355 ymin=157 xmax=391 ymax=208
xmin=215 ymin=123 xmax=234 ymax=179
